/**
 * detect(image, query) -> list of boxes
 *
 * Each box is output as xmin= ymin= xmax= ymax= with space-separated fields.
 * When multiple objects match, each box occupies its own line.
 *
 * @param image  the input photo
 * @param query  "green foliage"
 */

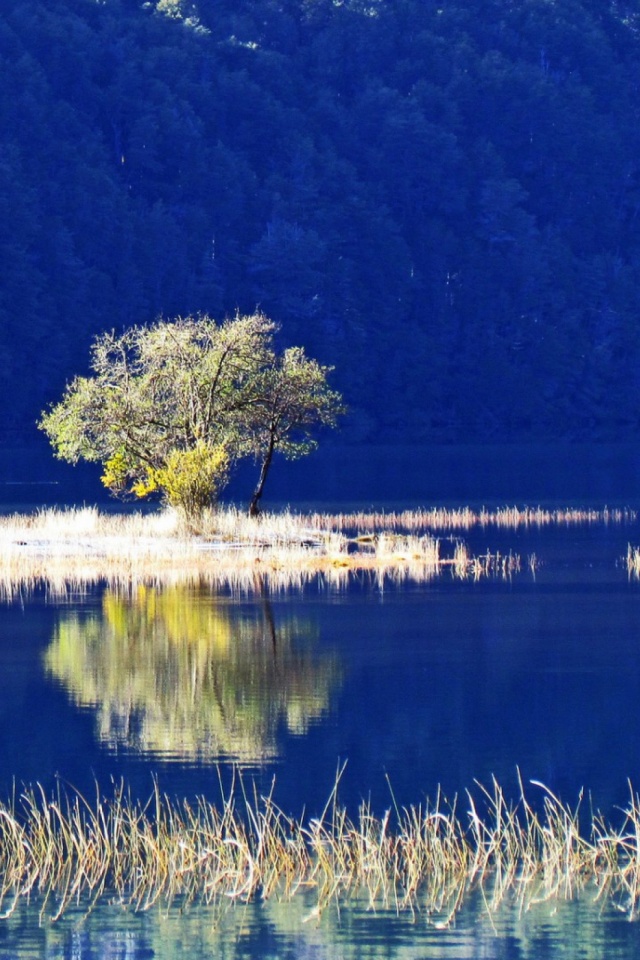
xmin=39 ymin=313 xmax=344 ymax=517
xmin=244 ymin=348 xmax=343 ymax=457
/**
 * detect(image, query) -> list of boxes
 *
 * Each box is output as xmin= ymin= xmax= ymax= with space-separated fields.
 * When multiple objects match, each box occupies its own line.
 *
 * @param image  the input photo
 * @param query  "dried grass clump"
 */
xmin=627 ymin=544 xmax=640 ymax=578
xmin=449 ymin=542 xmax=521 ymax=580
xmin=2 ymin=773 xmax=640 ymax=925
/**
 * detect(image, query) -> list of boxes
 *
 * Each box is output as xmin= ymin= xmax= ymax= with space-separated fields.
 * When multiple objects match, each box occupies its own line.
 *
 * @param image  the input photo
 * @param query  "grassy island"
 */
xmin=0 ymin=502 xmax=634 ymax=595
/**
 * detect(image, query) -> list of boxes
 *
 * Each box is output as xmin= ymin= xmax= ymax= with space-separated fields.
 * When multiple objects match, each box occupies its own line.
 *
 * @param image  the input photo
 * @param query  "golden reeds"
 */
xmin=449 ymin=541 xmax=521 ymax=580
xmin=309 ymin=504 xmax=636 ymax=534
xmin=3 ymin=774 xmax=640 ymax=924
xmin=0 ymin=507 xmax=534 ymax=596
xmin=0 ymin=501 xmax=630 ymax=594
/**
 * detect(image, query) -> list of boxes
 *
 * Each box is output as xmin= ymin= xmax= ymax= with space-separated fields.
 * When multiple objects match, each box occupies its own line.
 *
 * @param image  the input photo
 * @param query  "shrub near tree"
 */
xmin=39 ymin=313 xmax=344 ymax=521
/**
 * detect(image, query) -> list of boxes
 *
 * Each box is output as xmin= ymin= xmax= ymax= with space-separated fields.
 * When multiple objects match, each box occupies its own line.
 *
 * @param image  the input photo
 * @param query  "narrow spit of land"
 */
xmin=0 ymin=503 xmax=635 ymax=593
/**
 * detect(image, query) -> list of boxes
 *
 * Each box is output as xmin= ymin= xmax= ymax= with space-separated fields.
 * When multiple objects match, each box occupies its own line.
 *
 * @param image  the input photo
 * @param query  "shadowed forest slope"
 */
xmin=3 ymin=0 xmax=640 ymax=443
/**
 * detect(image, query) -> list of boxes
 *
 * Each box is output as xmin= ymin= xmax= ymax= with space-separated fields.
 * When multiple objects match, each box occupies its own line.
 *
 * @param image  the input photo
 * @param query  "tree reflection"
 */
xmin=44 ymin=584 xmax=341 ymax=763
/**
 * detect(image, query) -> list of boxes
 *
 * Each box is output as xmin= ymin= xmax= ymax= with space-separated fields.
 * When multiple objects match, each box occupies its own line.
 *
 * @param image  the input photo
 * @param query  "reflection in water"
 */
xmin=3 ymin=890 xmax=640 ymax=960
xmin=44 ymin=584 xmax=341 ymax=763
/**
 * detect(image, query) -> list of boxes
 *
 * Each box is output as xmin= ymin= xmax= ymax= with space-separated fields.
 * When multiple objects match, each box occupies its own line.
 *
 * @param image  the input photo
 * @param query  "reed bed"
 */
xmin=0 ymin=507 xmax=530 ymax=597
xmin=449 ymin=542 xmax=521 ymax=580
xmin=309 ymin=504 xmax=636 ymax=534
xmin=2 ymin=774 xmax=640 ymax=924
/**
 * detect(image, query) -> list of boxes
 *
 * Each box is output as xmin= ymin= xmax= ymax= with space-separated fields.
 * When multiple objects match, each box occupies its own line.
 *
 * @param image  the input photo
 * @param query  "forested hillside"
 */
xmin=3 ymin=0 xmax=640 ymax=443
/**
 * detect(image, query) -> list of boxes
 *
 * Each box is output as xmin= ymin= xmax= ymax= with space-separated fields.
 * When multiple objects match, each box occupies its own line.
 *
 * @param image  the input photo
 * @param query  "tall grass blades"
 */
xmin=3 ymin=776 xmax=640 ymax=924
xmin=311 ymin=505 xmax=635 ymax=534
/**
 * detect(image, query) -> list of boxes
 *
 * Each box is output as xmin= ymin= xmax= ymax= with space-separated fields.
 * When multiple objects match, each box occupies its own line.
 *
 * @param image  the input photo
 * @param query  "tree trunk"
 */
xmin=249 ymin=438 xmax=275 ymax=517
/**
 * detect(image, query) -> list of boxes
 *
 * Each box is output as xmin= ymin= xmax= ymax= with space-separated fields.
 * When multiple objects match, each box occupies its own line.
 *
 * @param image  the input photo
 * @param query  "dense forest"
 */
xmin=3 ymin=0 xmax=640 ymax=444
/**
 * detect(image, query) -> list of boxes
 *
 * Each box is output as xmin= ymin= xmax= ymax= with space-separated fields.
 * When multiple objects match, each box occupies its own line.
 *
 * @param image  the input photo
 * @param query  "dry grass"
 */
xmin=627 ymin=544 xmax=640 ymax=578
xmin=2 ymin=773 xmax=640 ymax=924
xmin=0 ymin=506 xmax=531 ymax=596
xmin=0 ymin=500 xmax=627 ymax=594
xmin=309 ymin=504 xmax=635 ymax=534
xmin=449 ymin=541 xmax=521 ymax=580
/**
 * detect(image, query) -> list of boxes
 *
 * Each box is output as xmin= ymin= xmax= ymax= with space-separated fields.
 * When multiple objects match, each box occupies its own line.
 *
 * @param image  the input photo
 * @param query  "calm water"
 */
xmin=4 ymin=439 xmax=640 ymax=512
xmin=3 ymin=444 xmax=640 ymax=955
xmin=3 ymin=891 xmax=640 ymax=959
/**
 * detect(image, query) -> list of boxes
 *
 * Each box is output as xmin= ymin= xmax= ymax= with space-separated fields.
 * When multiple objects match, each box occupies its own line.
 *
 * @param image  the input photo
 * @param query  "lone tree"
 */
xmin=39 ymin=313 xmax=344 ymax=520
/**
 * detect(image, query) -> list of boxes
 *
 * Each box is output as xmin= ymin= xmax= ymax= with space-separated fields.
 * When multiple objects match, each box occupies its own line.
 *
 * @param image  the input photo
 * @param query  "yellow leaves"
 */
xmin=100 ymin=450 xmax=129 ymax=493
xmin=131 ymin=470 xmax=160 ymax=499
xmin=152 ymin=443 xmax=230 ymax=516
xmin=102 ymin=451 xmax=161 ymax=501
xmin=103 ymin=443 xmax=229 ymax=519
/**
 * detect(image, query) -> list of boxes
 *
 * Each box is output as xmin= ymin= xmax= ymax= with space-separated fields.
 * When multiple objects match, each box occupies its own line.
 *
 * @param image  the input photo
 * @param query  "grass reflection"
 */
xmin=44 ymin=584 xmax=341 ymax=763
xmin=0 ymin=890 xmax=631 ymax=959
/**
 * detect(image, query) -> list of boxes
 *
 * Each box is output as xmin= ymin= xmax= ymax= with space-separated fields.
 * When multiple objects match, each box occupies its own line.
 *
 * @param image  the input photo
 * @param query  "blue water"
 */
xmin=4 ymin=440 xmax=640 ymax=512
xmin=2 ymin=891 xmax=640 ymax=959
xmin=3 ymin=443 xmax=640 ymax=955
xmin=4 ymin=525 xmax=640 ymax=816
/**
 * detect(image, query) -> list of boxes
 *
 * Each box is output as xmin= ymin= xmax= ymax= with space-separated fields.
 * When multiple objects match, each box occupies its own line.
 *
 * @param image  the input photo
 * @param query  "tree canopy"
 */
xmin=38 ymin=313 xmax=344 ymax=517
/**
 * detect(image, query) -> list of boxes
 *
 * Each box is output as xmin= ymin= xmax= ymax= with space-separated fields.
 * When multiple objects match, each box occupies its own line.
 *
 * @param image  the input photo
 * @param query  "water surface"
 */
xmin=3 ymin=444 xmax=640 ymax=955
xmin=4 ymin=526 xmax=639 ymax=816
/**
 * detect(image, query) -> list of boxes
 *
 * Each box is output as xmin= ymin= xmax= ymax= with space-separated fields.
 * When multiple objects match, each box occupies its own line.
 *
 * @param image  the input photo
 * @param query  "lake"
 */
xmin=2 ymin=443 xmax=640 ymax=956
